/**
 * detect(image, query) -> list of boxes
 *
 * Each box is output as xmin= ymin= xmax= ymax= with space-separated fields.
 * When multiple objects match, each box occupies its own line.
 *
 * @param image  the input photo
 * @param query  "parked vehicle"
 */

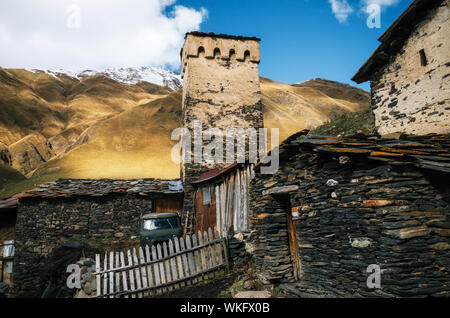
xmin=140 ymin=213 xmax=183 ymax=247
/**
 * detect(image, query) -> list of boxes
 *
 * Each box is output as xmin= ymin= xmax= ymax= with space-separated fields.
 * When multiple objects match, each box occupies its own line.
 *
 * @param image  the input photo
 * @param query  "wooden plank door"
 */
xmin=194 ymin=188 xmax=217 ymax=234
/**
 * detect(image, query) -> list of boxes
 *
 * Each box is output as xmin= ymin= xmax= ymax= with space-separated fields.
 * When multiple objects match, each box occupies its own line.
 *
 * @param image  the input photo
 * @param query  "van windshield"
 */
xmin=143 ymin=217 xmax=178 ymax=231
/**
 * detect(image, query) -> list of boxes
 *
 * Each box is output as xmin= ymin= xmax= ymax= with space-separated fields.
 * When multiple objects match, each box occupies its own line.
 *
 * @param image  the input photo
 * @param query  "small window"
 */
xmin=229 ymin=49 xmax=236 ymax=58
xmin=419 ymin=49 xmax=428 ymax=66
xmin=198 ymin=46 xmax=205 ymax=56
xmin=202 ymin=187 xmax=211 ymax=205
xmin=244 ymin=50 xmax=251 ymax=60
xmin=214 ymin=48 xmax=221 ymax=58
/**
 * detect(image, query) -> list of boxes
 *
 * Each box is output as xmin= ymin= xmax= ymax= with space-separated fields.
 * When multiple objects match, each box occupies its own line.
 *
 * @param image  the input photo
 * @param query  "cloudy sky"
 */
xmin=0 ymin=0 xmax=207 ymax=70
xmin=0 ymin=0 xmax=413 ymax=90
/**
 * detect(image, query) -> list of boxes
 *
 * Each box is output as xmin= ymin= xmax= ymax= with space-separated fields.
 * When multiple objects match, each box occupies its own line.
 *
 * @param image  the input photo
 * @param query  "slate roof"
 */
xmin=16 ymin=179 xmax=184 ymax=199
xmin=352 ymin=0 xmax=444 ymax=83
xmin=185 ymin=31 xmax=261 ymax=42
xmin=0 ymin=197 xmax=18 ymax=213
xmin=257 ymin=130 xmax=450 ymax=174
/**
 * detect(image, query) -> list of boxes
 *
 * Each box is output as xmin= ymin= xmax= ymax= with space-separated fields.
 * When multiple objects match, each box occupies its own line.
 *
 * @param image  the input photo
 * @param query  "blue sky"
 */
xmin=176 ymin=0 xmax=414 ymax=91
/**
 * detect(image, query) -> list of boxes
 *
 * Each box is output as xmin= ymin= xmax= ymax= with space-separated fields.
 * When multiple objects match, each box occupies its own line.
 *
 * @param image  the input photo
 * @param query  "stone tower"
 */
xmin=180 ymin=32 xmax=264 ymax=232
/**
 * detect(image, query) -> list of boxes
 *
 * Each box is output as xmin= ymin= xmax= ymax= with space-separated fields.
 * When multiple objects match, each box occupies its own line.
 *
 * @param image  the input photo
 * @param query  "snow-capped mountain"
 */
xmin=28 ymin=66 xmax=182 ymax=90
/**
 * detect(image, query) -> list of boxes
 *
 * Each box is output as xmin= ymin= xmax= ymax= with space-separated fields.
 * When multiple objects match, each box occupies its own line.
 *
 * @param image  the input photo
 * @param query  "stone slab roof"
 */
xmin=185 ymin=31 xmax=261 ymax=42
xmin=352 ymin=0 xmax=444 ymax=83
xmin=0 ymin=197 xmax=18 ymax=213
xmin=258 ymin=130 xmax=450 ymax=174
xmin=16 ymin=179 xmax=184 ymax=199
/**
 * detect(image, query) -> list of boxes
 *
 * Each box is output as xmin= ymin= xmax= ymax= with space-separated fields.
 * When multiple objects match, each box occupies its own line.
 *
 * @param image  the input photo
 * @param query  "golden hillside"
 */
xmin=262 ymin=77 xmax=369 ymax=142
xmin=33 ymin=91 xmax=182 ymax=180
xmin=0 ymin=68 xmax=172 ymax=175
xmin=0 ymin=69 xmax=369 ymax=198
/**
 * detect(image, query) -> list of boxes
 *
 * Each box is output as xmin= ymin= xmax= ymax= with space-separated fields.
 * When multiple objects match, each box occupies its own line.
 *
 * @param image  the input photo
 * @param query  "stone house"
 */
xmin=352 ymin=0 xmax=449 ymax=136
xmin=248 ymin=132 xmax=450 ymax=297
xmin=12 ymin=178 xmax=183 ymax=297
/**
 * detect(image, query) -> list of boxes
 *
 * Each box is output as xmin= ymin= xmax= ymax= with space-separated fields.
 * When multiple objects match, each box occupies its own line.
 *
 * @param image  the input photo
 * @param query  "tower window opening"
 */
xmin=198 ymin=46 xmax=205 ymax=56
xmin=229 ymin=49 xmax=236 ymax=58
xmin=214 ymin=48 xmax=221 ymax=58
xmin=419 ymin=49 xmax=428 ymax=66
xmin=244 ymin=50 xmax=251 ymax=60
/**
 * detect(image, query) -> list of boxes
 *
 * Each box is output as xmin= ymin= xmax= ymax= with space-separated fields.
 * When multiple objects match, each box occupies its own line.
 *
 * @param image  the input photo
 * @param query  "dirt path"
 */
xmin=155 ymin=273 xmax=238 ymax=298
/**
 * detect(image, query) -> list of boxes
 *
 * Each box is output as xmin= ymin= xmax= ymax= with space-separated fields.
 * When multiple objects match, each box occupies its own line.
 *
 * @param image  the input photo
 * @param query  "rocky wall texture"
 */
xmin=370 ymin=1 xmax=450 ymax=135
xmin=12 ymin=194 xmax=153 ymax=297
xmin=249 ymin=152 xmax=450 ymax=297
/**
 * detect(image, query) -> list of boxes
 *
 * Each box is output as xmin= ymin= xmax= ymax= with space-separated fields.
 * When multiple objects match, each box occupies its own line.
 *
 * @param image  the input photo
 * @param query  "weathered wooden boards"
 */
xmin=215 ymin=165 xmax=254 ymax=237
xmin=95 ymin=228 xmax=227 ymax=298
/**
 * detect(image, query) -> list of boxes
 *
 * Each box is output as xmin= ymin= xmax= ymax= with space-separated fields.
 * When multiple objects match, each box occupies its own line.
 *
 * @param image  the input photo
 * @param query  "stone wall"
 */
xmin=12 ymin=194 xmax=156 ymax=297
xmin=249 ymin=153 xmax=450 ymax=297
xmin=370 ymin=1 xmax=450 ymax=135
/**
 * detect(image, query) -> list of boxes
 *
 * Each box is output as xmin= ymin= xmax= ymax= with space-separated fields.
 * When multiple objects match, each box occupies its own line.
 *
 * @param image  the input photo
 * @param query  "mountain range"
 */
xmin=0 ymin=66 xmax=370 ymax=198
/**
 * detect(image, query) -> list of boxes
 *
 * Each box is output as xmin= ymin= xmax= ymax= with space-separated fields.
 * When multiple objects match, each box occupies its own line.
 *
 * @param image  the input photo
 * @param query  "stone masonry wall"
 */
xmin=13 ymin=194 xmax=154 ymax=297
xmin=370 ymin=1 xmax=450 ymax=135
xmin=249 ymin=153 xmax=450 ymax=297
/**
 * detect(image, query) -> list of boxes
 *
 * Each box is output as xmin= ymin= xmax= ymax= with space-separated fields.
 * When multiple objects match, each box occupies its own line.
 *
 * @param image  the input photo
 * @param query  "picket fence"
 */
xmin=94 ymin=228 xmax=228 ymax=298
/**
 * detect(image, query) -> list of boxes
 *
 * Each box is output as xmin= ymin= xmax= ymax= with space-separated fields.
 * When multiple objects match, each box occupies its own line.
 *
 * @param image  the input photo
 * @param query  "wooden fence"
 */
xmin=94 ymin=228 xmax=228 ymax=298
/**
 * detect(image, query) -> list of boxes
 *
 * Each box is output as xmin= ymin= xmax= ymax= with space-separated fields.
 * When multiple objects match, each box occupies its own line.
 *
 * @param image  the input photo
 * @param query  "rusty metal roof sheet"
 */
xmin=16 ymin=178 xmax=184 ymax=200
xmin=191 ymin=163 xmax=242 ymax=185
xmin=258 ymin=132 xmax=450 ymax=174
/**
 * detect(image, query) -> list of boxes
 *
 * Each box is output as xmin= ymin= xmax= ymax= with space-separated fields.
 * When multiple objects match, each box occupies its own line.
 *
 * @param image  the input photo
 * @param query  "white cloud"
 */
xmin=361 ymin=0 xmax=400 ymax=12
xmin=328 ymin=0 xmax=355 ymax=23
xmin=0 ymin=0 xmax=207 ymax=71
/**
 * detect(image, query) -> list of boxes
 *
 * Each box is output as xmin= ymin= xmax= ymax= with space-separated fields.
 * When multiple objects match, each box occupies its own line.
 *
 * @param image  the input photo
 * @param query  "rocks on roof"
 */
xmin=352 ymin=0 xmax=444 ymax=83
xmin=16 ymin=179 xmax=184 ymax=199
xmin=257 ymin=130 xmax=450 ymax=174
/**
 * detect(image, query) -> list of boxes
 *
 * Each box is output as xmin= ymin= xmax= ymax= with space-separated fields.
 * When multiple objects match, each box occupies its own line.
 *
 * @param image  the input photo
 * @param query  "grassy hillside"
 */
xmin=0 ymin=163 xmax=27 ymax=199
xmin=311 ymin=107 xmax=376 ymax=136
xmin=0 ymin=68 xmax=170 ymax=146
xmin=32 ymin=91 xmax=183 ymax=180
xmin=261 ymin=78 xmax=370 ymax=143
xmin=0 ymin=68 xmax=172 ymax=174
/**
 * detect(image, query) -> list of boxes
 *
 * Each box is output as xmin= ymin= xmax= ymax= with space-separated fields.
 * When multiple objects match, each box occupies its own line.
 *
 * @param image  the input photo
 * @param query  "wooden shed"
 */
xmin=191 ymin=164 xmax=255 ymax=236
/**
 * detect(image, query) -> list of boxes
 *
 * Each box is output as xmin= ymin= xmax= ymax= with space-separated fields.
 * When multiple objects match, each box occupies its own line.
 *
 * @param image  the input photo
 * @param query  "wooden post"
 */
xmin=127 ymin=250 xmax=136 ymax=298
xmin=95 ymin=254 xmax=101 ymax=297
xmin=120 ymin=252 xmax=129 ymax=298
xmin=285 ymin=198 xmax=302 ymax=281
